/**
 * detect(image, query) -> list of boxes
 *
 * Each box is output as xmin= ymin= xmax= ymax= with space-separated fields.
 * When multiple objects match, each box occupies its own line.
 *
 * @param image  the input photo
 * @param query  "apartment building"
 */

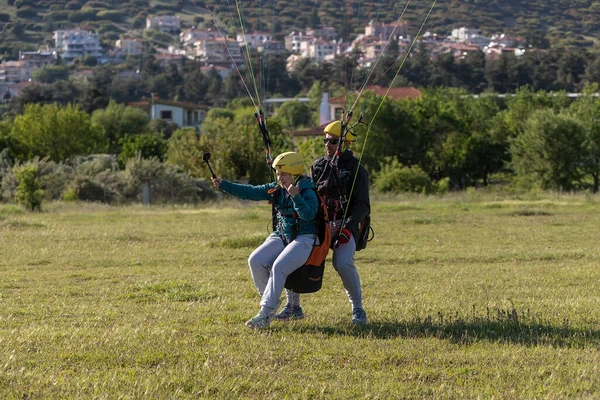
xmin=54 ymin=29 xmax=103 ymax=62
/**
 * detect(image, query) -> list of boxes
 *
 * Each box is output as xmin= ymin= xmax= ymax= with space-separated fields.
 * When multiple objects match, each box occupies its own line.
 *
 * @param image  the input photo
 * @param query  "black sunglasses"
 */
xmin=323 ymin=138 xmax=339 ymax=145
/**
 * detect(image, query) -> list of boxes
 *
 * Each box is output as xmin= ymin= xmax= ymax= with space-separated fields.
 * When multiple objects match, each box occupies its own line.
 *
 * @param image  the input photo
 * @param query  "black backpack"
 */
xmin=284 ymin=190 xmax=331 ymax=293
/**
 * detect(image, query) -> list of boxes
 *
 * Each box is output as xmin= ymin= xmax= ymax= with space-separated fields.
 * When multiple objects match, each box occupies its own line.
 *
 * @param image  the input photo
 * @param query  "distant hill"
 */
xmin=205 ymin=0 xmax=598 ymax=48
xmin=0 ymin=0 xmax=597 ymax=58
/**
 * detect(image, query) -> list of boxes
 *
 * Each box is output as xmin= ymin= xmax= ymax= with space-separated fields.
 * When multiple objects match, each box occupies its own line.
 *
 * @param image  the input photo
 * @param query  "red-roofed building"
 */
xmin=327 ymin=85 xmax=421 ymax=121
xmin=154 ymin=53 xmax=184 ymax=68
xmin=6 ymin=80 xmax=39 ymax=97
xmin=292 ymin=86 xmax=421 ymax=143
xmin=439 ymin=43 xmax=481 ymax=60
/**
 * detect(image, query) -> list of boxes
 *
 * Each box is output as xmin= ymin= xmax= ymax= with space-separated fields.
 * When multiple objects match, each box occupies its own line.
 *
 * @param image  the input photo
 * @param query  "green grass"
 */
xmin=2 ymin=194 xmax=600 ymax=398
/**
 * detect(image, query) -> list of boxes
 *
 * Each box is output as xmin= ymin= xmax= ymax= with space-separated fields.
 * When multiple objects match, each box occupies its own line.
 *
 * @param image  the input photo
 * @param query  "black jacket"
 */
xmin=310 ymin=149 xmax=370 ymax=240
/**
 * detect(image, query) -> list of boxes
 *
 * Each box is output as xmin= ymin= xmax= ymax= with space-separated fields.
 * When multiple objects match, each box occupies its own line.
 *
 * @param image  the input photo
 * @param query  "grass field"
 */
xmin=2 ymin=193 xmax=600 ymax=398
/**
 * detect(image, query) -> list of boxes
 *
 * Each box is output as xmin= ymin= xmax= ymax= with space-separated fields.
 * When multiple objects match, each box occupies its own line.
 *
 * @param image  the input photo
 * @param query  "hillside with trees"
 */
xmin=0 ymin=0 xmax=598 ymax=58
xmin=210 ymin=0 xmax=599 ymax=48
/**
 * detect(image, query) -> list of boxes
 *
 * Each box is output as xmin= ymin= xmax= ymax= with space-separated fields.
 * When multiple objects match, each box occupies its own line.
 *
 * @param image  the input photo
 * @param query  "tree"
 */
xmin=309 ymin=9 xmax=320 ymax=28
xmin=223 ymin=73 xmax=245 ymax=100
xmin=14 ymin=165 xmax=43 ymax=211
xmin=199 ymin=106 xmax=291 ymax=183
xmin=351 ymin=91 xmax=418 ymax=174
xmin=292 ymin=58 xmax=321 ymax=91
xmin=274 ymin=100 xmax=313 ymax=130
xmin=148 ymin=119 xmax=179 ymax=139
xmin=11 ymin=103 xmax=106 ymax=162
xmin=457 ymin=50 xmax=486 ymax=93
xmin=485 ymin=52 xmax=515 ymax=93
xmin=502 ymin=87 xmax=556 ymax=138
xmin=205 ymin=70 xmax=223 ymax=106
xmin=91 ymin=100 xmax=150 ymax=154
xmin=510 ymin=109 xmax=585 ymax=190
xmin=427 ymin=52 xmax=458 ymax=88
xmin=10 ymin=83 xmax=54 ymax=114
xmin=83 ymin=55 xmax=98 ymax=67
xmin=262 ymin=54 xmax=301 ymax=97
xmin=567 ymin=83 xmax=600 ymax=192
xmin=165 ymin=128 xmax=208 ymax=176
xmin=119 ymin=133 xmax=167 ymax=164
xmin=377 ymin=38 xmax=400 ymax=88
xmin=180 ymin=61 xmax=207 ymax=103
xmin=33 ymin=65 xmax=69 ymax=83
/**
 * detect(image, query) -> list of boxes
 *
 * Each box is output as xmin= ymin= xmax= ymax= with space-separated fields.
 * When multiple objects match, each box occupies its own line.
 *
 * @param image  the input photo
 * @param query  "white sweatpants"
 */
xmin=248 ymin=233 xmax=315 ymax=314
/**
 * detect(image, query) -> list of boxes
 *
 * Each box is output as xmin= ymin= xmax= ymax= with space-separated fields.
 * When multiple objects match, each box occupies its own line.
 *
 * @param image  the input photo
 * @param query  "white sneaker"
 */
xmin=245 ymin=311 xmax=271 ymax=329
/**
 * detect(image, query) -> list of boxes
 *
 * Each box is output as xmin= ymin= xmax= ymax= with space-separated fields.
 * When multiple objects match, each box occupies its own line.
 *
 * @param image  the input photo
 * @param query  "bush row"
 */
xmin=0 ymin=151 xmax=217 ymax=207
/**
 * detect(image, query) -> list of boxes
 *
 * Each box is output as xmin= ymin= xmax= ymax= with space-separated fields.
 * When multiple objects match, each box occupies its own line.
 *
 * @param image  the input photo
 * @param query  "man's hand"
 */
xmin=287 ymin=183 xmax=299 ymax=196
xmin=338 ymin=227 xmax=352 ymax=244
xmin=212 ymin=177 xmax=222 ymax=188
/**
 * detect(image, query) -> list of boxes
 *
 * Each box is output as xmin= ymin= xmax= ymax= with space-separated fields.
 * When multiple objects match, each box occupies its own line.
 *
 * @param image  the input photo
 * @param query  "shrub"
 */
xmin=84 ymin=1 xmax=111 ymax=8
xmin=14 ymin=165 xmax=44 ymax=211
xmin=119 ymin=133 xmax=168 ymax=164
xmin=37 ymin=160 xmax=75 ymax=200
xmin=96 ymin=10 xmax=122 ymax=23
xmin=66 ymin=1 xmax=83 ymax=10
xmin=132 ymin=17 xmax=145 ymax=29
xmin=148 ymin=119 xmax=179 ymax=139
xmin=16 ymin=7 xmax=38 ymax=19
xmin=62 ymin=187 xmax=78 ymax=201
xmin=68 ymin=176 xmax=112 ymax=202
xmin=374 ymin=157 xmax=433 ymax=194
xmin=50 ymin=10 xmax=70 ymax=21
xmin=83 ymin=55 xmax=98 ymax=66
xmin=0 ymin=149 xmax=15 ymax=202
xmin=68 ymin=9 xmax=96 ymax=22
xmin=125 ymin=155 xmax=216 ymax=204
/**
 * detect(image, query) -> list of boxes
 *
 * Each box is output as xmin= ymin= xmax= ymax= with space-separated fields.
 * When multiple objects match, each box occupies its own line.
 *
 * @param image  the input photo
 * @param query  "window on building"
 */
xmin=160 ymin=110 xmax=172 ymax=120
xmin=334 ymin=107 xmax=343 ymax=120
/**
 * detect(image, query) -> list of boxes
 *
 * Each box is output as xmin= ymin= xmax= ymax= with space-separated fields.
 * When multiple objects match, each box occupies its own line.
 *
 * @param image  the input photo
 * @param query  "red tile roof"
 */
xmin=292 ymin=122 xmax=331 ymax=137
xmin=329 ymin=85 xmax=421 ymax=104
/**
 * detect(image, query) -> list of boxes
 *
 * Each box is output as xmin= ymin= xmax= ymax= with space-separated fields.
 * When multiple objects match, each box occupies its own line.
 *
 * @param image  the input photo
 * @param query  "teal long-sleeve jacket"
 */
xmin=219 ymin=176 xmax=319 ymax=243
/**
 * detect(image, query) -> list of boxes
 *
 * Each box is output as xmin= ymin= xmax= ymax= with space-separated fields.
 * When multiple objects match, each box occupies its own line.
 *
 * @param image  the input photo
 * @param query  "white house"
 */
xmin=285 ymin=54 xmax=304 ymax=73
xmin=236 ymin=31 xmax=273 ymax=49
xmin=303 ymin=39 xmax=336 ymax=63
xmin=365 ymin=20 xmax=408 ymax=40
xmin=451 ymin=27 xmax=482 ymax=42
xmin=0 ymin=60 xmax=37 ymax=83
xmin=116 ymin=37 xmax=144 ymax=56
xmin=54 ymin=29 xmax=103 ymax=62
xmin=285 ymin=31 xmax=314 ymax=53
xmin=146 ymin=15 xmax=181 ymax=33
xmin=194 ymin=38 xmax=244 ymax=65
xmin=257 ymin=40 xmax=286 ymax=54
xmin=180 ymin=28 xmax=217 ymax=48
xmin=130 ymin=98 xmax=208 ymax=130
xmin=306 ymin=26 xmax=337 ymax=41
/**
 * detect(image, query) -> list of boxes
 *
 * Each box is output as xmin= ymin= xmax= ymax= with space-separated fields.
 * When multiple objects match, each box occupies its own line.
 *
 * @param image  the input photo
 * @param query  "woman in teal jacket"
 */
xmin=212 ymin=152 xmax=319 ymax=329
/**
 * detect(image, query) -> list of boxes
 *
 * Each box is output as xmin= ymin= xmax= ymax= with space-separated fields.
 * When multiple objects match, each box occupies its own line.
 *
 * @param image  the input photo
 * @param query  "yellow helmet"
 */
xmin=272 ymin=151 xmax=304 ymax=175
xmin=323 ymin=120 xmax=357 ymax=143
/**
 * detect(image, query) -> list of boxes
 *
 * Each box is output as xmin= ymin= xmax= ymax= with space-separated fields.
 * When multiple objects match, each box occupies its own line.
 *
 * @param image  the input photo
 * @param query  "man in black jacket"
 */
xmin=276 ymin=120 xmax=371 ymax=324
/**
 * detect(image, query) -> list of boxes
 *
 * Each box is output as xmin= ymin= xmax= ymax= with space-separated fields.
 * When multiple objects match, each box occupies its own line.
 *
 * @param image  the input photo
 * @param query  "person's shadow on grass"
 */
xmin=290 ymin=310 xmax=600 ymax=347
